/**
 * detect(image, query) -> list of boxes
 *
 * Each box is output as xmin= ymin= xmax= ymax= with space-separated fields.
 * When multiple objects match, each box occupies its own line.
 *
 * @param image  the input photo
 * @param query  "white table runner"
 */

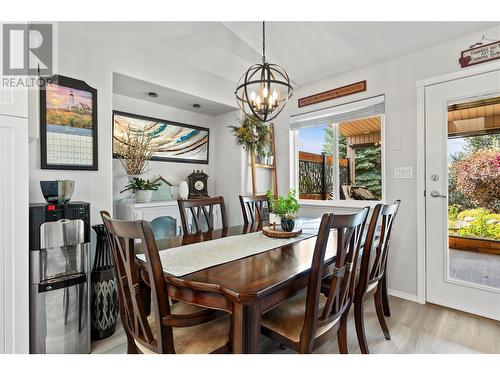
xmin=137 ymin=227 xmax=318 ymax=277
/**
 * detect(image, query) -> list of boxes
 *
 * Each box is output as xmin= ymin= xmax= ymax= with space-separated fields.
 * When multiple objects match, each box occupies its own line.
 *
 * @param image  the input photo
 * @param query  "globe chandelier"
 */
xmin=235 ymin=21 xmax=293 ymax=123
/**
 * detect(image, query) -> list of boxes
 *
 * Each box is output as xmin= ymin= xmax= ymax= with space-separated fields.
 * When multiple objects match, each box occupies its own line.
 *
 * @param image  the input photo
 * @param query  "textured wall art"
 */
xmin=113 ymin=111 xmax=209 ymax=164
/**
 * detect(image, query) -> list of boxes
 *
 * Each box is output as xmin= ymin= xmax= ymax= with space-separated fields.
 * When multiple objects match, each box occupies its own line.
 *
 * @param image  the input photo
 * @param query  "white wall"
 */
xmin=112 ymin=94 xmax=217 ymax=204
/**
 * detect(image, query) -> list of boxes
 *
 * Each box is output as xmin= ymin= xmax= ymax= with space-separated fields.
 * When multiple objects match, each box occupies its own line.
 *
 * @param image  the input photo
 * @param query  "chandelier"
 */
xmin=235 ymin=22 xmax=293 ymax=123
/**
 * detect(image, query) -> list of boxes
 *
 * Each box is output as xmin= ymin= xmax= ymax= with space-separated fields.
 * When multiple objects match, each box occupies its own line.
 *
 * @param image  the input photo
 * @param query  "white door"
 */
xmin=425 ymin=69 xmax=500 ymax=320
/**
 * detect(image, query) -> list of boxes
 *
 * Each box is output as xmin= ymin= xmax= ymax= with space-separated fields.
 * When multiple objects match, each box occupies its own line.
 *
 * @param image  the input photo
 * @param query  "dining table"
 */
xmin=135 ymin=218 xmax=389 ymax=354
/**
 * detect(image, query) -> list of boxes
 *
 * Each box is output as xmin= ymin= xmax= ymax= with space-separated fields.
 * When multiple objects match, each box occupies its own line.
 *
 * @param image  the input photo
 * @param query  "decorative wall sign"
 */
xmin=298 ymin=81 xmax=366 ymax=108
xmin=113 ymin=111 xmax=209 ymax=164
xmin=40 ymin=75 xmax=98 ymax=170
xmin=459 ymin=40 xmax=500 ymax=68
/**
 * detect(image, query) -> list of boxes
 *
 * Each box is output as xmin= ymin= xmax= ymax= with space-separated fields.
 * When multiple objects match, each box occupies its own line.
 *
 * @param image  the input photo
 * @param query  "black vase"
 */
xmin=91 ymin=224 xmax=118 ymax=340
xmin=281 ymin=217 xmax=295 ymax=232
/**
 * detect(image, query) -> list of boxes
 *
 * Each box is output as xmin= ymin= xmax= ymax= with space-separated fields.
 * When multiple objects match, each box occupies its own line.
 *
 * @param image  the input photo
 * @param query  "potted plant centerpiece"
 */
xmin=266 ymin=189 xmax=300 ymax=232
xmin=120 ymin=178 xmax=160 ymax=203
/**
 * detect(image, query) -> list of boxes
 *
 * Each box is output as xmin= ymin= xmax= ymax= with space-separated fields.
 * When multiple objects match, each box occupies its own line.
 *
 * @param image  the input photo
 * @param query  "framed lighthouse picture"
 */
xmin=40 ymin=75 xmax=98 ymax=170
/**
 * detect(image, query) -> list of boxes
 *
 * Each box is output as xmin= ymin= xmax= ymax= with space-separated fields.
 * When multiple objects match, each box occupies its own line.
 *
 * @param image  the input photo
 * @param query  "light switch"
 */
xmin=394 ymin=167 xmax=413 ymax=179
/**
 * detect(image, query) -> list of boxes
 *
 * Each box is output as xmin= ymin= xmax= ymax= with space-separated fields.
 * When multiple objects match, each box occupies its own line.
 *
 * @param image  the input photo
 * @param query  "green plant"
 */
xmin=228 ymin=116 xmax=270 ymax=156
xmin=120 ymin=178 xmax=160 ymax=193
xmin=266 ymin=189 xmax=300 ymax=219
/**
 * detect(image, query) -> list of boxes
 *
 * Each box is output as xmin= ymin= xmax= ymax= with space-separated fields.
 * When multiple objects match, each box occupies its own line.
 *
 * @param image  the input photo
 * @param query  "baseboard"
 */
xmin=388 ymin=288 xmax=419 ymax=303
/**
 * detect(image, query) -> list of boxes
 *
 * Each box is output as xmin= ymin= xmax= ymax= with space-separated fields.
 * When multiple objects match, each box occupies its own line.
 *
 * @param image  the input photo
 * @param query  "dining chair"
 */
xmin=177 ymin=196 xmax=228 ymax=234
xmin=260 ymin=207 xmax=370 ymax=354
xmin=352 ymin=200 xmax=400 ymax=354
xmin=100 ymin=211 xmax=230 ymax=354
xmin=239 ymin=195 xmax=269 ymax=224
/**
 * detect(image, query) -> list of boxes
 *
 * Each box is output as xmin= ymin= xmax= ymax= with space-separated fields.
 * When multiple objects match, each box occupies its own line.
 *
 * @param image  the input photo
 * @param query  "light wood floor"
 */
xmin=91 ymin=296 xmax=500 ymax=354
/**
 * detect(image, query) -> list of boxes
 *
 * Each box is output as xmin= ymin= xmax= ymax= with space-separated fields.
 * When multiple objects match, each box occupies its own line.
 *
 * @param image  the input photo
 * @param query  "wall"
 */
xmin=216 ymin=24 xmax=500 ymax=300
xmin=112 ymin=94 xmax=217 ymax=204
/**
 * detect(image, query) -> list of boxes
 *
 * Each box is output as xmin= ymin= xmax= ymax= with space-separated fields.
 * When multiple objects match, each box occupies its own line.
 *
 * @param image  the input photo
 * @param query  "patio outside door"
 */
xmin=425 ymin=69 xmax=500 ymax=320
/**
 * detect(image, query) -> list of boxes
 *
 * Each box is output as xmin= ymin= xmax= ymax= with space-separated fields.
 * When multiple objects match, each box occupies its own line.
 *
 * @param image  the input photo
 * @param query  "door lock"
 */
xmin=430 ymin=174 xmax=439 ymax=182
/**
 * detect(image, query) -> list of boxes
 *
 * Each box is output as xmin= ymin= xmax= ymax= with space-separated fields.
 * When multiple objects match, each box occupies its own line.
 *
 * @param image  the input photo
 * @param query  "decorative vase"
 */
xmin=91 ymin=225 xmax=118 ymax=340
xmin=281 ymin=217 xmax=295 ymax=232
xmin=135 ymin=190 xmax=152 ymax=203
xmin=179 ymin=181 xmax=189 ymax=199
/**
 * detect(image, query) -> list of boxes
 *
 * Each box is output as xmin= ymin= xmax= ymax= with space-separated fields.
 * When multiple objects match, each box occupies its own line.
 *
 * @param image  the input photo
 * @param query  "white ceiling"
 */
xmin=113 ymin=73 xmax=236 ymax=116
xmin=70 ymin=21 xmax=498 ymax=114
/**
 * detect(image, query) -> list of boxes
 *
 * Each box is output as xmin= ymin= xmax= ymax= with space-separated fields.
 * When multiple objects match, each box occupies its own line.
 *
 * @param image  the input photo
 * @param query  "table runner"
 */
xmin=137 ymin=227 xmax=318 ymax=277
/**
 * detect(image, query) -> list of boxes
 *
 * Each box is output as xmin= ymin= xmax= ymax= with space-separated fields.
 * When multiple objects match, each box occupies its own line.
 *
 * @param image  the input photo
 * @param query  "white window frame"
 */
xmin=290 ymin=98 xmax=386 ymax=209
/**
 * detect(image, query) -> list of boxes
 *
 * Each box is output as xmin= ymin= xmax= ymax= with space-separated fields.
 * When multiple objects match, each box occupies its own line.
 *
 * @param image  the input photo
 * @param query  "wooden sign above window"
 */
xmin=298 ymin=80 xmax=366 ymax=108
xmin=459 ymin=40 xmax=500 ymax=68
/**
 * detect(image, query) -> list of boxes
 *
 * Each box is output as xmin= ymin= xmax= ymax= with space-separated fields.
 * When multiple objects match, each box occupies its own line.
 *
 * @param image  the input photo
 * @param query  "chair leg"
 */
xmin=337 ymin=314 xmax=349 ymax=354
xmin=374 ymin=288 xmax=391 ymax=340
xmin=126 ymin=333 xmax=138 ymax=354
xmin=381 ymin=275 xmax=390 ymax=317
xmin=354 ymin=299 xmax=369 ymax=354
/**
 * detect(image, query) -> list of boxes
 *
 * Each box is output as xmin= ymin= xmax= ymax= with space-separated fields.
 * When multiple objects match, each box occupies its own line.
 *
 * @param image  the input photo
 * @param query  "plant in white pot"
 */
xmin=120 ymin=178 xmax=160 ymax=203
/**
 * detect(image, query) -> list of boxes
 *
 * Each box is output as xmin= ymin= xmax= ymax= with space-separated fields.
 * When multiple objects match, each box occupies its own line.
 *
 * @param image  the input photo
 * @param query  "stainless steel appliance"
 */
xmin=29 ymin=202 xmax=91 ymax=354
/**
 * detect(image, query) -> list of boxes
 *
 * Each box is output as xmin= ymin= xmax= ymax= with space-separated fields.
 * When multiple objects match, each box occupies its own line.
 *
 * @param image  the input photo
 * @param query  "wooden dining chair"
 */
xmin=100 ymin=211 xmax=230 ymax=354
xmin=260 ymin=207 xmax=370 ymax=354
xmin=353 ymin=200 xmax=400 ymax=354
xmin=177 ymin=196 xmax=228 ymax=234
xmin=239 ymin=195 xmax=269 ymax=224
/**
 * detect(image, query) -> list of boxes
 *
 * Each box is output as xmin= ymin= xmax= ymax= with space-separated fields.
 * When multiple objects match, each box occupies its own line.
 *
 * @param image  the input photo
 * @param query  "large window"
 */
xmin=292 ymin=97 xmax=384 ymax=202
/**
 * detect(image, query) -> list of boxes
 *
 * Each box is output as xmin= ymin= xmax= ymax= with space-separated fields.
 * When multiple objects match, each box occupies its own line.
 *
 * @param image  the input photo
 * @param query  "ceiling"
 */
xmin=113 ymin=73 xmax=236 ymax=116
xmin=448 ymin=99 xmax=500 ymax=136
xmin=340 ymin=116 xmax=381 ymax=137
xmin=66 ymin=22 xmax=498 ymax=114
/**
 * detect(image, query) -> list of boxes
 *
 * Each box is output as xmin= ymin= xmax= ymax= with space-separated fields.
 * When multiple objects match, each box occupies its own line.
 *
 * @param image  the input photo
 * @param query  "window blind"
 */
xmin=290 ymin=95 xmax=385 ymax=130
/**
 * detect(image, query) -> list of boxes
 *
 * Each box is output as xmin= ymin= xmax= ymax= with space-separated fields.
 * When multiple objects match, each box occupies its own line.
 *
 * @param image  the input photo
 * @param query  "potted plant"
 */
xmin=120 ymin=178 xmax=160 ymax=203
xmin=267 ymin=151 xmax=274 ymax=166
xmin=229 ymin=116 xmax=270 ymax=157
xmin=266 ymin=189 xmax=300 ymax=232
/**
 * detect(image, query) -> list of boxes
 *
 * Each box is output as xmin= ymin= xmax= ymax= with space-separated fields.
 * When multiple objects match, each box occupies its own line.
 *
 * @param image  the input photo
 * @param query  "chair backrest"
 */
xmin=239 ymin=195 xmax=269 ymax=224
xmin=301 ymin=207 xmax=369 ymax=352
xmin=177 ymin=196 xmax=228 ymax=234
xmin=100 ymin=211 xmax=174 ymax=353
xmin=355 ymin=200 xmax=401 ymax=299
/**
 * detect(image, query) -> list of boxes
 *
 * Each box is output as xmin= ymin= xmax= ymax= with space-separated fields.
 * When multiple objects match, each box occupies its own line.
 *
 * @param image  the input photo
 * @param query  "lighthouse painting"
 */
xmin=40 ymin=75 xmax=98 ymax=170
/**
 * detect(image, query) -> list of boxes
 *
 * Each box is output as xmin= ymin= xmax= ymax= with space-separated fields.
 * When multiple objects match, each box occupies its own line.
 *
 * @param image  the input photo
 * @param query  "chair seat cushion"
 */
xmin=261 ymin=291 xmax=339 ymax=343
xmin=135 ymin=302 xmax=230 ymax=354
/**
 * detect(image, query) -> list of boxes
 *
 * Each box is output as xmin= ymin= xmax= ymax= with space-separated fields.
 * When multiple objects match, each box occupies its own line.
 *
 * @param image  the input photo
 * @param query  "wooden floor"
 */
xmin=92 ymin=296 xmax=500 ymax=354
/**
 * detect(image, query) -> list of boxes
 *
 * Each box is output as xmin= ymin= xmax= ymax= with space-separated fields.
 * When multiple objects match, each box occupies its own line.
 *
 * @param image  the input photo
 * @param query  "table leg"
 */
xmin=381 ymin=274 xmax=390 ymax=317
xmin=231 ymin=301 xmax=261 ymax=354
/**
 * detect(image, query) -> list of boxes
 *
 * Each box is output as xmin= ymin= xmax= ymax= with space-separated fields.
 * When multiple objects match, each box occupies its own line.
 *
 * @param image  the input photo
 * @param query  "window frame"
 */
xmin=290 ymin=103 xmax=386 ymax=208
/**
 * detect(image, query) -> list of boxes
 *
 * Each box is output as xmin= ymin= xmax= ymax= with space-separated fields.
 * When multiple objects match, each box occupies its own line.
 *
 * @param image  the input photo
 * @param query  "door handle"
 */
xmin=430 ymin=190 xmax=447 ymax=198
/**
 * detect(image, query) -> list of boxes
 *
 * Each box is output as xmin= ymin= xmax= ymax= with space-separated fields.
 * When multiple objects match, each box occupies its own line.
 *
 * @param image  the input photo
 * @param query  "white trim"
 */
xmin=388 ymin=288 xmax=418 ymax=303
xmin=416 ymin=86 xmax=426 ymax=304
xmin=416 ymin=61 xmax=500 ymax=87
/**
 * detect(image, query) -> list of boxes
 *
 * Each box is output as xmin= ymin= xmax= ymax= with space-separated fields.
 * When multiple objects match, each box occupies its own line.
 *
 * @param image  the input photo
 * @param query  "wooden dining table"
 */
xmin=135 ymin=219 xmax=390 ymax=354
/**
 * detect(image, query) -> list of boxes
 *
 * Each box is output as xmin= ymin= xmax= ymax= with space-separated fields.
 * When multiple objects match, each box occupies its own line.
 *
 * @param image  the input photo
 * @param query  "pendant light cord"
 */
xmin=262 ymin=21 xmax=266 ymax=64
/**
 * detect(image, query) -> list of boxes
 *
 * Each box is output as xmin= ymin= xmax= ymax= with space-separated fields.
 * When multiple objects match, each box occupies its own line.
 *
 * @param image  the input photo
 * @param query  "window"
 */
xmin=291 ymin=97 xmax=384 ymax=202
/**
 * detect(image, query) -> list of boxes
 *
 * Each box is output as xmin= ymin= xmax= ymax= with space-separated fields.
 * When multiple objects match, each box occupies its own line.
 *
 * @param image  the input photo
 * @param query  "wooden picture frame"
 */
xmin=112 ymin=111 xmax=210 ymax=165
xmin=40 ymin=75 xmax=98 ymax=170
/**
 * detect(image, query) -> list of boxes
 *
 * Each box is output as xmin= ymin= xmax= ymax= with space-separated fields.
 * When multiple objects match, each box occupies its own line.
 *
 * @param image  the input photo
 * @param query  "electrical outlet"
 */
xmin=394 ymin=167 xmax=413 ymax=179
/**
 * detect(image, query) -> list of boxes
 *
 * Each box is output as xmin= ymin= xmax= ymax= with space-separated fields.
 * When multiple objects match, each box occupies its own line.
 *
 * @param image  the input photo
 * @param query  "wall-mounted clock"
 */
xmin=187 ymin=170 xmax=209 ymax=199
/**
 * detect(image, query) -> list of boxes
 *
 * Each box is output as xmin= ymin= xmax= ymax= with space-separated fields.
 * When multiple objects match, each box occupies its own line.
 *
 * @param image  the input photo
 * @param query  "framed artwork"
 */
xmin=40 ymin=75 xmax=98 ymax=170
xmin=112 ymin=111 xmax=209 ymax=164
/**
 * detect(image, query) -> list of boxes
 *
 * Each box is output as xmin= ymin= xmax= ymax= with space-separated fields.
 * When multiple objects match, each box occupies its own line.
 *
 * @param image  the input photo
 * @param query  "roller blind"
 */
xmin=290 ymin=95 xmax=385 ymax=130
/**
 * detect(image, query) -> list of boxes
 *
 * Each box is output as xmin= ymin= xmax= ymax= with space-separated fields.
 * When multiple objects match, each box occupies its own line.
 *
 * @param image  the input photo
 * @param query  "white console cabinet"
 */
xmin=115 ymin=200 xmax=222 ymax=238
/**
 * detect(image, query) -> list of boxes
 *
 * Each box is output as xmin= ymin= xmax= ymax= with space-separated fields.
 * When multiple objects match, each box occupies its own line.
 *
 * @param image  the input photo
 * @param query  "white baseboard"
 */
xmin=388 ymin=288 xmax=419 ymax=303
